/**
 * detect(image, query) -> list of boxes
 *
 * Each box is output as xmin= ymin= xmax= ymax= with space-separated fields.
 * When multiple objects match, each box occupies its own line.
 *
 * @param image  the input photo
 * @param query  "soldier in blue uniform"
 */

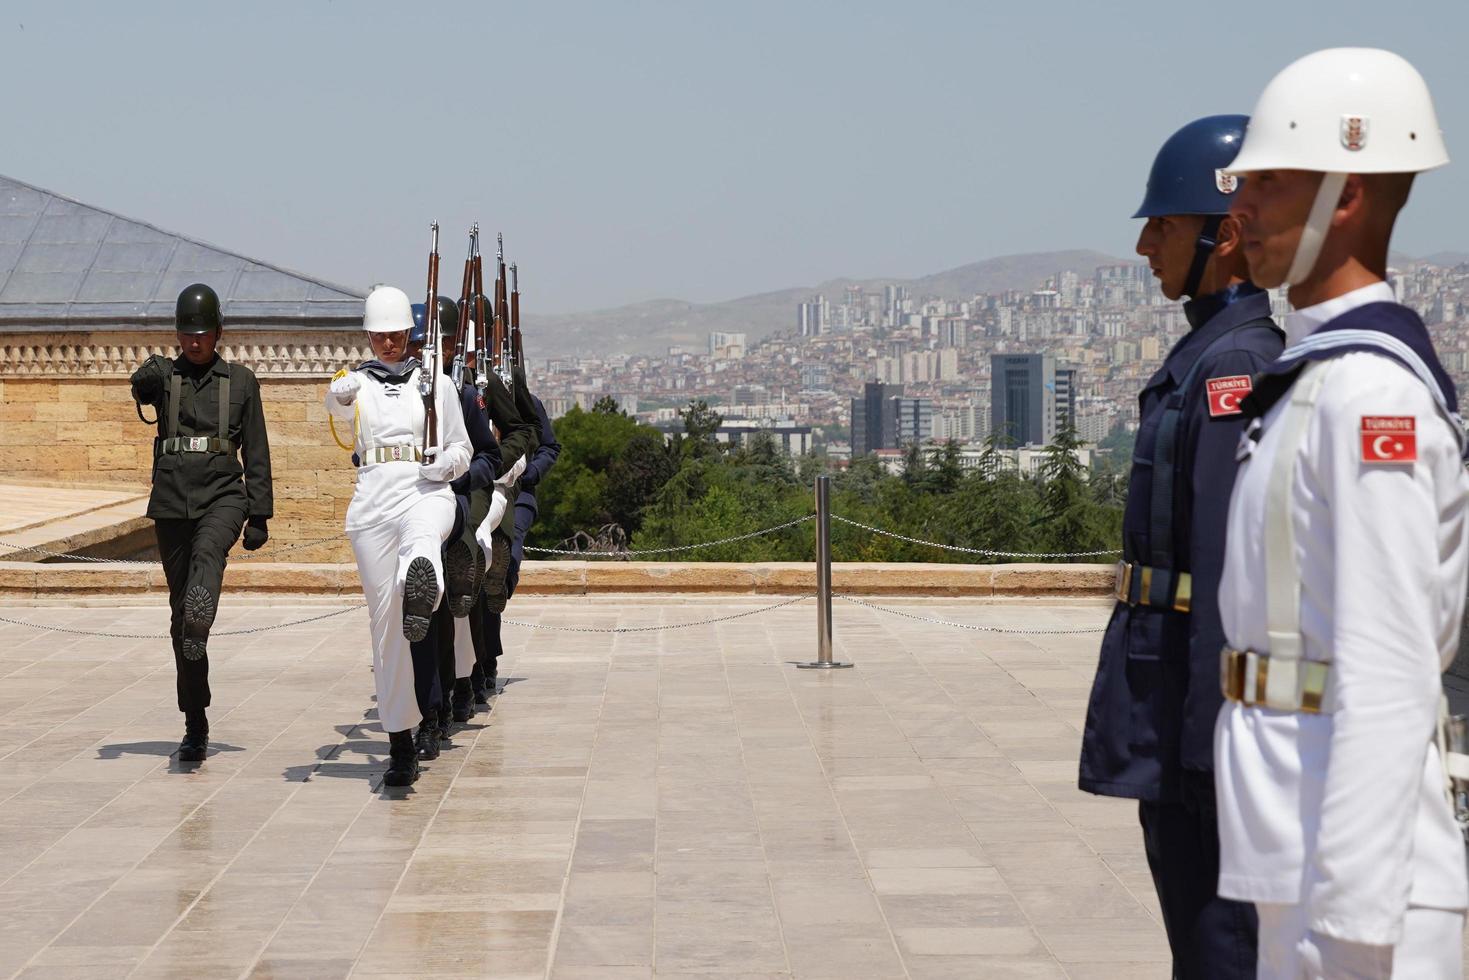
xmin=1077 ymin=115 xmax=1283 ymax=978
xmin=477 ymin=371 xmax=559 ymax=693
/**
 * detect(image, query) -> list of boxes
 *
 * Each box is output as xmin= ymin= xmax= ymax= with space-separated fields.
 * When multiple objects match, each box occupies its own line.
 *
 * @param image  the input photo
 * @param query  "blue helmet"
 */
xmin=408 ymin=296 xmax=457 ymax=346
xmin=1133 ymin=114 xmax=1248 ymax=218
xmin=409 ymin=303 xmax=428 ymax=345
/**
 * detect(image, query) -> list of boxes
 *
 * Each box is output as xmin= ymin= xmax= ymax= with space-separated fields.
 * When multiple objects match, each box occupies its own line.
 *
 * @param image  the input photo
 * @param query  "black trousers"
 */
xmin=1138 ymin=770 xmax=1257 ymax=979
xmin=153 ymin=506 xmax=245 ymax=713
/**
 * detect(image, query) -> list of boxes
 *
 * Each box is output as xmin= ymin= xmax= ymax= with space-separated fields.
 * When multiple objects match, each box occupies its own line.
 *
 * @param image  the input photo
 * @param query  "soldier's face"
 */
xmin=1135 ymin=215 xmax=1206 ymax=301
xmin=369 ymin=330 xmax=409 ymax=363
xmin=1230 ymin=169 xmax=1320 ymax=289
xmin=177 ymin=329 xmax=220 ymax=365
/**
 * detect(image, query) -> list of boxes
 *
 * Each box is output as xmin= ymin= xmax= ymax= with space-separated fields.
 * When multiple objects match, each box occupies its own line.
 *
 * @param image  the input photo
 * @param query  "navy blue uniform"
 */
xmin=479 ymin=394 xmax=559 ymax=686
xmin=1079 ymin=283 xmax=1281 ymax=979
xmin=411 ymin=380 xmax=500 ymax=723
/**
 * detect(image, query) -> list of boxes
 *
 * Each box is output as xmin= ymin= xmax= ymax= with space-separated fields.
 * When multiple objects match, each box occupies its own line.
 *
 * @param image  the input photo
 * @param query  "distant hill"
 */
xmin=523 ymin=249 xmax=1130 ymax=357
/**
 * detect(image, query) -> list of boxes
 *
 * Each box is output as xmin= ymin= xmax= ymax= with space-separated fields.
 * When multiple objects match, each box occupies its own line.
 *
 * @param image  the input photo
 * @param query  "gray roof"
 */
xmin=0 ymin=174 xmax=364 ymax=329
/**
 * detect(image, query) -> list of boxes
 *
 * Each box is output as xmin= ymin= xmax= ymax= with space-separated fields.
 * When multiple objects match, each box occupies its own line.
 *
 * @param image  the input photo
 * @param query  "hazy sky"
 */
xmin=4 ymin=1 xmax=1467 ymax=313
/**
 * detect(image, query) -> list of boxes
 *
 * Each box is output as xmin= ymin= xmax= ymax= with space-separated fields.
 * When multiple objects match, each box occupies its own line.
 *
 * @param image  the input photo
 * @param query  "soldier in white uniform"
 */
xmin=326 ymin=285 xmax=471 ymax=788
xmin=1214 ymin=48 xmax=1469 ymax=978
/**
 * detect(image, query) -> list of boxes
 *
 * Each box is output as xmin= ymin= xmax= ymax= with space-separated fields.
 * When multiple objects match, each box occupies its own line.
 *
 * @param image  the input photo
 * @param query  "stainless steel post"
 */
xmin=798 ymin=474 xmax=851 ymax=669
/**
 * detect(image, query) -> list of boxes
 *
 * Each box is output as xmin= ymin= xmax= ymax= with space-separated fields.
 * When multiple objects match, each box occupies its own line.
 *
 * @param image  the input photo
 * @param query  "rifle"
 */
xmin=494 ymin=234 xmax=512 ymax=386
xmin=451 ymin=224 xmax=475 ymax=391
xmin=420 ymin=221 xmax=441 ymax=450
xmin=471 ymin=231 xmax=489 ymax=394
xmin=510 ymin=262 xmax=523 ymax=369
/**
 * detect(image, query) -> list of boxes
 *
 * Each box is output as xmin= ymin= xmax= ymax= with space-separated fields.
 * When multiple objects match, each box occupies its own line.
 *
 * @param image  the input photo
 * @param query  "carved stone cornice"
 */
xmin=0 ymin=330 xmax=372 ymax=379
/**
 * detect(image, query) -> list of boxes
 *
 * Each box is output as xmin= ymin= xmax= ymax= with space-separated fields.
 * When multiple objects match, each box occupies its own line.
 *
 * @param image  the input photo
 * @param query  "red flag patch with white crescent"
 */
xmin=1361 ymin=416 xmax=1417 ymax=463
xmin=1206 ymin=376 xmax=1252 ymax=417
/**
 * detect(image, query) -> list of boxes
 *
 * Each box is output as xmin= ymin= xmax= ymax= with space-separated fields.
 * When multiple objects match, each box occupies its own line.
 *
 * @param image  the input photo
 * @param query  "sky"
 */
xmin=3 ymin=1 xmax=1467 ymax=313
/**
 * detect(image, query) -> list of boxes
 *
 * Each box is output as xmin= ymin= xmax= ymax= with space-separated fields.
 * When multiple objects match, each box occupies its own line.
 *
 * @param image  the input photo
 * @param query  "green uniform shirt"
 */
xmin=480 ymin=370 xmax=538 ymax=468
xmin=131 ymin=355 xmax=274 ymax=521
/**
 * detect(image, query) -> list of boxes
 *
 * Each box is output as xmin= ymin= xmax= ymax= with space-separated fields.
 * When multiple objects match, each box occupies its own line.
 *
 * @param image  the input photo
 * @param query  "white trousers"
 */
xmin=1257 ymin=902 xmax=1465 ymax=979
xmin=454 ymin=614 xmax=475 ymax=679
xmin=349 ymin=497 xmax=455 ymax=734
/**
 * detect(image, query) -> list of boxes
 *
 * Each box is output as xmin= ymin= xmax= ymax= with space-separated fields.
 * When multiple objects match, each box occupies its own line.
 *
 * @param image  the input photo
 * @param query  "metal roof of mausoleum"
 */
xmin=0 ymin=174 xmax=364 ymax=330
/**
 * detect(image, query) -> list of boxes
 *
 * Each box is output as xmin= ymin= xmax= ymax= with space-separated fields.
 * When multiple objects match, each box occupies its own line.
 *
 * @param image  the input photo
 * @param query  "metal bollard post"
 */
xmin=798 ymin=474 xmax=852 ymax=669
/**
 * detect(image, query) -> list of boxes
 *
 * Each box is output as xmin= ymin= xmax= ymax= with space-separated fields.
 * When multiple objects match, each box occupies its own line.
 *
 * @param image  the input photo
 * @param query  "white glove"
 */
xmin=329 ymin=373 xmax=362 ymax=405
xmin=419 ymin=446 xmax=458 ymax=483
xmin=496 ymin=454 xmax=528 ymax=486
xmin=476 ymin=485 xmax=511 ymax=553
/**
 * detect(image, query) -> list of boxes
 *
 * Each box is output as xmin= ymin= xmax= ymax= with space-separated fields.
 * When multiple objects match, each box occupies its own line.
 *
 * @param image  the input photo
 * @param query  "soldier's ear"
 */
xmin=1214 ymin=214 xmax=1244 ymax=259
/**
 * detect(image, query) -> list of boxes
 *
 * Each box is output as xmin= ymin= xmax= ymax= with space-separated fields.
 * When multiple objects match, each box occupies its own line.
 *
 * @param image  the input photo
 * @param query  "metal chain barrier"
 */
xmin=830 ymin=514 xmax=1120 ymax=560
xmin=835 ymin=594 xmax=1106 ymax=635
xmin=0 ymin=534 xmax=344 ymax=565
xmin=502 ymin=594 xmax=812 ymax=633
xmin=0 ymin=604 xmax=367 ymax=640
xmin=522 ymin=515 xmax=815 ymax=557
xmin=0 ymin=596 xmax=812 ymax=640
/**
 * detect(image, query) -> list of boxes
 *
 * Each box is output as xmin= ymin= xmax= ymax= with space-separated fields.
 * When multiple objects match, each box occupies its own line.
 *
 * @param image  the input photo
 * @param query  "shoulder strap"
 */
xmin=167 ymin=372 xmax=181 ymax=440
xmin=217 ymin=373 xmax=230 ymax=441
xmin=1146 ymin=317 xmax=1274 ymax=579
xmin=1262 ymin=361 xmax=1336 ymax=709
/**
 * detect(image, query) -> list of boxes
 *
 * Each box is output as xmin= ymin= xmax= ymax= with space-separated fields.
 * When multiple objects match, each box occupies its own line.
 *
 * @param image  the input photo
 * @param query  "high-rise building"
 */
xmin=990 ymin=354 xmax=1079 ymax=446
xmin=889 ymin=396 xmax=933 ymax=446
xmin=851 ymin=381 xmax=898 ymax=455
xmin=798 ymin=295 xmax=829 ymax=336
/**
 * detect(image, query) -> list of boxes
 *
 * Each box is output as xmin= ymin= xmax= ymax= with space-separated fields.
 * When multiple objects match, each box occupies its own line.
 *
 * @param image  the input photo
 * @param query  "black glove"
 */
xmin=130 ymin=354 xmax=172 ymax=403
xmin=242 ymin=517 xmax=269 ymax=551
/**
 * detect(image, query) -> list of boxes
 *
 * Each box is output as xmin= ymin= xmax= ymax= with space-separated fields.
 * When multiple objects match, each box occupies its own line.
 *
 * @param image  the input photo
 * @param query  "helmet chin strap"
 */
xmin=1285 ymin=171 xmax=1348 ymax=286
xmin=1183 ymin=215 xmax=1224 ymax=299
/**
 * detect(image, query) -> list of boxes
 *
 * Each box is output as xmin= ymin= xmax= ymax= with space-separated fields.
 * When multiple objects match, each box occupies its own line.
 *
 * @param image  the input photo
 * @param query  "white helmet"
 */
xmin=363 ymin=284 xmax=414 ymax=333
xmin=1226 ymin=48 xmax=1447 ymax=285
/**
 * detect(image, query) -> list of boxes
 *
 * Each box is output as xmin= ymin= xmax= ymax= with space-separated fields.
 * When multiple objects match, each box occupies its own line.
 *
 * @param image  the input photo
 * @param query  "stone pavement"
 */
xmin=0 ymin=594 xmax=1166 ymax=978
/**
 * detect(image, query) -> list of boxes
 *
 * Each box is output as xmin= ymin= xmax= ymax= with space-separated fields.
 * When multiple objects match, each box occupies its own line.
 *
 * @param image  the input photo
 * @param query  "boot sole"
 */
xmin=182 ymin=586 xmax=215 ymax=660
xmin=444 ymin=538 xmax=478 ymax=618
xmin=481 ymin=533 xmax=512 ymax=603
xmin=402 ymin=557 xmax=437 ymax=642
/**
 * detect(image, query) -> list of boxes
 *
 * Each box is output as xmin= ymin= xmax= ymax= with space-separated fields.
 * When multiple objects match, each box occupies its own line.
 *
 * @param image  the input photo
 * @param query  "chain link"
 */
xmin=834 ymin=594 xmax=1106 ymax=635
xmin=0 ymin=604 xmax=367 ymax=640
xmin=522 ymin=515 xmax=815 ymax=557
xmin=830 ymin=515 xmax=1120 ymax=560
xmin=0 ymin=534 xmax=345 ymax=566
xmin=501 ymin=594 xmax=812 ymax=633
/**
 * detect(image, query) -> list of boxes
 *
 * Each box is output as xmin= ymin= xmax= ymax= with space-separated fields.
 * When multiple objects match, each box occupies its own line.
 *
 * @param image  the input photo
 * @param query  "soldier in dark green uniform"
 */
xmin=129 ymin=284 xmax=274 ymax=763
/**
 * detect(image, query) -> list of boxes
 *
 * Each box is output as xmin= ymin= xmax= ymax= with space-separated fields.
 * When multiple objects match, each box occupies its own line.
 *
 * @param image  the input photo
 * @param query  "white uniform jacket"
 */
xmin=1215 ymin=282 xmax=1469 ymax=945
xmin=326 ymin=365 xmax=471 ymax=533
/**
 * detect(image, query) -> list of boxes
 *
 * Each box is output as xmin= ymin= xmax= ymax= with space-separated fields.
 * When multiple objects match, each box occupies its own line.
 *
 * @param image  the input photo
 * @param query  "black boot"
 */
xmin=401 ymin=557 xmax=437 ymax=642
xmin=436 ymin=704 xmax=453 ymax=743
xmin=471 ymin=664 xmax=490 ymax=706
xmin=178 ymin=709 xmax=208 ymax=763
xmin=383 ymin=729 xmax=419 ymax=787
xmin=444 ymin=537 xmax=480 ymax=619
xmin=451 ymin=678 xmax=474 ymax=722
xmin=182 ymin=585 xmax=216 ymax=662
xmin=481 ymin=531 xmax=512 ymax=612
xmin=414 ymin=719 xmax=440 ymax=761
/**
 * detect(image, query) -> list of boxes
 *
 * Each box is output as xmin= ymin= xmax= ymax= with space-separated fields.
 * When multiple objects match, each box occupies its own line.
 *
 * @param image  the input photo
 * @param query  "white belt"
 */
xmin=363 ymin=445 xmax=423 ymax=464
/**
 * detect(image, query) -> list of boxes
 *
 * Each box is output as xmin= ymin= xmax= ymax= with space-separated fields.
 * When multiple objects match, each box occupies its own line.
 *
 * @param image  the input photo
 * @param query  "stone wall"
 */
xmin=0 ymin=329 xmax=369 ymax=561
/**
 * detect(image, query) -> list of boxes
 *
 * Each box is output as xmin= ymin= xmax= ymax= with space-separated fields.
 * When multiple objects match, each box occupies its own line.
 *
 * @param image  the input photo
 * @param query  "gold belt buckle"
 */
xmin=1221 ymin=648 xmax=1246 ymax=703
xmin=389 ymin=446 xmax=405 ymax=461
xmin=1114 ymin=562 xmax=1132 ymax=604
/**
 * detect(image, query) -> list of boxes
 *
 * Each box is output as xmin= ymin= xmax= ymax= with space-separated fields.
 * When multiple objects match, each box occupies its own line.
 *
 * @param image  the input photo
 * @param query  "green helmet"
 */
xmin=175 ymin=283 xmax=222 ymax=334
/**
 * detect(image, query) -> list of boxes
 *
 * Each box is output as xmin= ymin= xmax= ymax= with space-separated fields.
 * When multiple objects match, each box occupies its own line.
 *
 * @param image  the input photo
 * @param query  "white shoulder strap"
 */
xmin=1262 ymin=362 xmax=1335 ymax=708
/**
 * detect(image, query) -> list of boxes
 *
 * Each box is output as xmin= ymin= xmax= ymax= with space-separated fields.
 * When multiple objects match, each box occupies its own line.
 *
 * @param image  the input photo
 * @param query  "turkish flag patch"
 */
xmin=1206 ymin=375 xmax=1252 ymax=417
xmin=477 ymin=395 xmax=486 ymax=410
xmin=1361 ymin=416 xmax=1417 ymax=463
